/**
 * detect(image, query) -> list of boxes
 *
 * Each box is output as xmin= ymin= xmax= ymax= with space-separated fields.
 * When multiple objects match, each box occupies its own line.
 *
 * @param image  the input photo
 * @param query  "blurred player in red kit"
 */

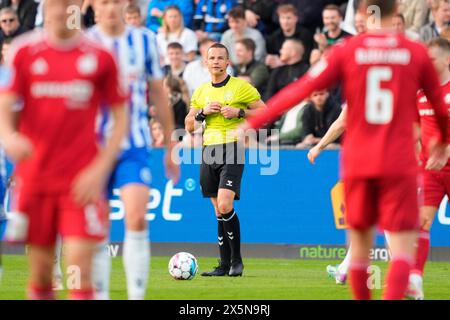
xmin=407 ymin=37 xmax=450 ymax=300
xmin=246 ymin=0 xmax=448 ymax=300
xmin=0 ymin=0 xmax=128 ymax=300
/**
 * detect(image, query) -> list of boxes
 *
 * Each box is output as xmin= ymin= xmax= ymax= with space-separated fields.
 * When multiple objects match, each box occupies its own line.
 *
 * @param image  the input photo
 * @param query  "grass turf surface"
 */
xmin=0 ymin=255 xmax=449 ymax=300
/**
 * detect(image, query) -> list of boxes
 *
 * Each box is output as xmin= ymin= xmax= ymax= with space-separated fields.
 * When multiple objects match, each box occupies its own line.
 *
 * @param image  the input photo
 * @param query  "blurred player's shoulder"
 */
xmin=87 ymin=24 xmax=156 ymax=41
xmin=131 ymin=26 xmax=159 ymax=49
xmin=137 ymin=26 xmax=156 ymax=38
xmin=9 ymin=28 xmax=118 ymax=61
xmin=6 ymin=29 xmax=47 ymax=61
xmin=130 ymin=26 xmax=159 ymax=52
xmin=10 ymin=28 xmax=46 ymax=48
xmin=76 ymin=32 xmax=122 ymax=68
xmin=79 ymin=31 xmax=111 ymax=52
xmin=396 ymin=32 xmax=430 ymax=55
xmin=86 ymin=25 xmax=159 ymax=60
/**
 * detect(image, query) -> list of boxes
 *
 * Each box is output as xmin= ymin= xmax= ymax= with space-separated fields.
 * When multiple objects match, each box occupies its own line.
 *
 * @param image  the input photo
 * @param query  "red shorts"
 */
xmin=422 ymin=169 xmax=450 ymax=208
xmin=9 ymin=188 xmax=109 ymax=246
xmin=344 ymin=176 xmax=419 ymax=232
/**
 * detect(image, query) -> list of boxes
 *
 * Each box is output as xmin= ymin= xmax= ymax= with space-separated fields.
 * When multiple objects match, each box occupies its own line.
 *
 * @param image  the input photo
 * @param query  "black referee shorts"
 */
xmin=200 ymin=142 xmax=245 ymax=200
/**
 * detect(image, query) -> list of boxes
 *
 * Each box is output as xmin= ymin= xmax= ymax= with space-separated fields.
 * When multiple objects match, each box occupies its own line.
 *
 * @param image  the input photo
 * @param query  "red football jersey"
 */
xmin=1 ymin=30 xmax=126 ymax=193
xmin=248 ymin=32 xmax=447 ymax=178
xmin=417 ymin=81 xmax=450 ymax=172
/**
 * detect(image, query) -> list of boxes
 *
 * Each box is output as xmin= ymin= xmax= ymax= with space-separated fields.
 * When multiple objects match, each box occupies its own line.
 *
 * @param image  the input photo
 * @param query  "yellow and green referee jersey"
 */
xmin=191 ymin=76 xmax=261 ymax=146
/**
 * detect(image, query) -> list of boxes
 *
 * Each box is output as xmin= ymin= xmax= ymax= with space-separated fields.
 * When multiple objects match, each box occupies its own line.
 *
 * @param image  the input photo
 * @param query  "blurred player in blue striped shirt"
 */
xmin=86 ymin=0 xmax=180 ymax=300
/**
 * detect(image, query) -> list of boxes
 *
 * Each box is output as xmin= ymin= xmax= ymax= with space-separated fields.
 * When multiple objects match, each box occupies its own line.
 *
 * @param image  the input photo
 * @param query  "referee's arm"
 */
xmin=185 ymin=107 xmax=198 ymax=134
xmin=185 ymin=100 xmax=266 ymax=133
xmin=185 ymin=101 xmax=222 ymax=133
xmin=244 ymin=99 xmax=266 ymax=117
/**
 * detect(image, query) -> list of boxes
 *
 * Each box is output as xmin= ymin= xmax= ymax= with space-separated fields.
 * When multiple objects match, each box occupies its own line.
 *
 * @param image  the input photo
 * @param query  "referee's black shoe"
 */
xmin=201 ymin=261 xmax=230 ymax=276
xmin=229 ymin=260 xmax=244 ymax=277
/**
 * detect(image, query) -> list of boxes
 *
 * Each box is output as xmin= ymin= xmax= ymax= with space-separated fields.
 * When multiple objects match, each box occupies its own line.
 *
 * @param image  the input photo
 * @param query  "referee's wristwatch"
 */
xmin=237 ymin=109 xmax=246 ymax=119
xmin=195 ymin=109 xmax=206 ymax=122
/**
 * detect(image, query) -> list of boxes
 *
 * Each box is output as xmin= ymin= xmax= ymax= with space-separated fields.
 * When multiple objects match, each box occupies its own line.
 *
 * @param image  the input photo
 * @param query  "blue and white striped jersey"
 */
xmin=0 ymin=148 xmax=13 ymax=220
xmin=88 ymin=25 xmax=164 ymax=153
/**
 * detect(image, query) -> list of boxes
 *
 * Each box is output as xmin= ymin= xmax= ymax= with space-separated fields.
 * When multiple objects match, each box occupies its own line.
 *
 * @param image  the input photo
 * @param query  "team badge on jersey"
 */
xmin=77 ymin=54 xmax=98 ymax=75
xmin=224 ymin=91 xmax=233 ymax=104
xmin=445 ymin=93 xmax=450 ymax=104
xmin=31 ymin=58 xmax=48 ymax=75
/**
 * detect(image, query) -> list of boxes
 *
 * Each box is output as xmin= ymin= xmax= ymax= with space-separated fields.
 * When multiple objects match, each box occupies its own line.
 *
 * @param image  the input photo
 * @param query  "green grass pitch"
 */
xmin=1 ymin=255 xmax=449 ymax=300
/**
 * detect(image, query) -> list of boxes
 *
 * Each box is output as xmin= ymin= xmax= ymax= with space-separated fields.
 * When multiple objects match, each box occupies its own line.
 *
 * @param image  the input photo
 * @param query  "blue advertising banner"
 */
xmin=1 ymin=149 xmax=449 ymax=247
xmin=108 ymin=149 xmax=450 ymax=247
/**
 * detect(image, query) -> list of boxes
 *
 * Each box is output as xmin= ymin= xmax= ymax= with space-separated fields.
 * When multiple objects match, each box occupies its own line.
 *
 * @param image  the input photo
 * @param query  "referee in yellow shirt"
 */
xmin=185 ymin=43 xmax=266 ymax=277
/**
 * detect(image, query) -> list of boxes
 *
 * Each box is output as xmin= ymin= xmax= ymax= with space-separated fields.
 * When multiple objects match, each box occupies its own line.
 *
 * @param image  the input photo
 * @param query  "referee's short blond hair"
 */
xmin=207 ymin=43 xmax=230 ymax=59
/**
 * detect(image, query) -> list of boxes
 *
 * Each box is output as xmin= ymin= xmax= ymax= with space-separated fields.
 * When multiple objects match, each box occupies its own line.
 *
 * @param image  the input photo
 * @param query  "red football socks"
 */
xmin=412 ymin=229 xmax=430 ymax=276
xmin=383 ymin=255 xmax=413 ymax=300
xmin=69 ymin=288 xmax=95 ymax=300
xmin=349 ymin=259 xmax=371 ymax=300
xmin=27 ymin=283 xmax=55 ymax=300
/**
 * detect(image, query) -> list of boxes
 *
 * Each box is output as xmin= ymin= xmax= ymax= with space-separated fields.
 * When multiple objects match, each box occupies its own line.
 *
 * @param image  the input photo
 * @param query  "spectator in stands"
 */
xmin=314 ymin=4 xmax=352 ymax=53
xmin=127 ymin=0 xmax=150 ymax=23
xmin=297 ymin=90 xmax=341 ymax=148
xmin=125 ymin=3 xmax=144 ymax=27
xmin=426 ymin=0 xmax=436 ymax=20
xmin=266 ymin=101 xmax=307 ymax=146
xmin=441 ymin=25 xmax=450 ymax=39
xmin=342 ymin=0 xmax=377 ymax=35
xmin=309 ymin=4 xmax=352 ymax=67
xmin=193 ymin=0 xmax=236 ymax=42
xmin=342 ymin=0 xmax=358 ymax=34
xmin=146 ymin=0 xmax=193 ymax=33
xmin=242 ymin=0 xmax=277 ymax=35
xmin=264 ymin=39 xmax=309 ymax=101
xmin=150 ymin=119 xmax=165 ymax=147
xmin=164 ymin=42 xmax=186 ymax=78
xmin=278 ymin=0 xmax=325 ymax=35
xmin=164 ymin=74 xmax=189 ymax=132
xmin=0 ymin=0 xmax=37 ymax=31
xmin=265 ymin=4 xmax=314 ymax=69
xmin=398 ymin=0 xmax=430 ymax=34
xmin=221 ymin=6 xmax=266 ymax=65
xmin=34 ymin=0 xmax=42 ymax=27
xmin=81 ymin=0 xmax=95 ymax=29
xmin=157 ymin=5 xmax=198 ymax=65
xmin=233 ymin=38 xmax=269 ymax=94
xmin=0 ymin=37 xmax=11 ymax=63
xmin=0 ymin=7 xmax=24 ymax=46
xmin=309 ymin=44 xmax=344 ymax=104
xmin=183 ymin=37 xmax=216 ymax=96
xmin=354 ymin=11 xmax=367 ymax=34
xmin=393 ymin=13 xmax=421 ymax=40
xmin=420 ymin=0 xmax=450 ymax=42
xmin=309 ymin=47 xmax=323 ymax=66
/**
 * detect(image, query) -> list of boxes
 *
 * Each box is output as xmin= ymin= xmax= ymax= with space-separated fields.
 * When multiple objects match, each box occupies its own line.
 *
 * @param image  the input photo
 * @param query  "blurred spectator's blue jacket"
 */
xmin=146 ymin=0 xmax=194 ymax=33
xmin=193 ymin=0 xmax=236 ymax=33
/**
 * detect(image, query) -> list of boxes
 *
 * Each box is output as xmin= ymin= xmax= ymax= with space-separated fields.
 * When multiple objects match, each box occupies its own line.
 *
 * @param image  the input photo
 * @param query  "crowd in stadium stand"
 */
xmin=0 ymin=0 xmax=449 ymax=148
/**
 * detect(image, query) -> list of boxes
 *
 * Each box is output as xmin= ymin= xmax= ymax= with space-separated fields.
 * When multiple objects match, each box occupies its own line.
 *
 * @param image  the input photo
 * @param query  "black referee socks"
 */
xmin=217 ymin=218 xmax=231 ymax=267
xmin=221 ymin=209 xmax=242 ymax=263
